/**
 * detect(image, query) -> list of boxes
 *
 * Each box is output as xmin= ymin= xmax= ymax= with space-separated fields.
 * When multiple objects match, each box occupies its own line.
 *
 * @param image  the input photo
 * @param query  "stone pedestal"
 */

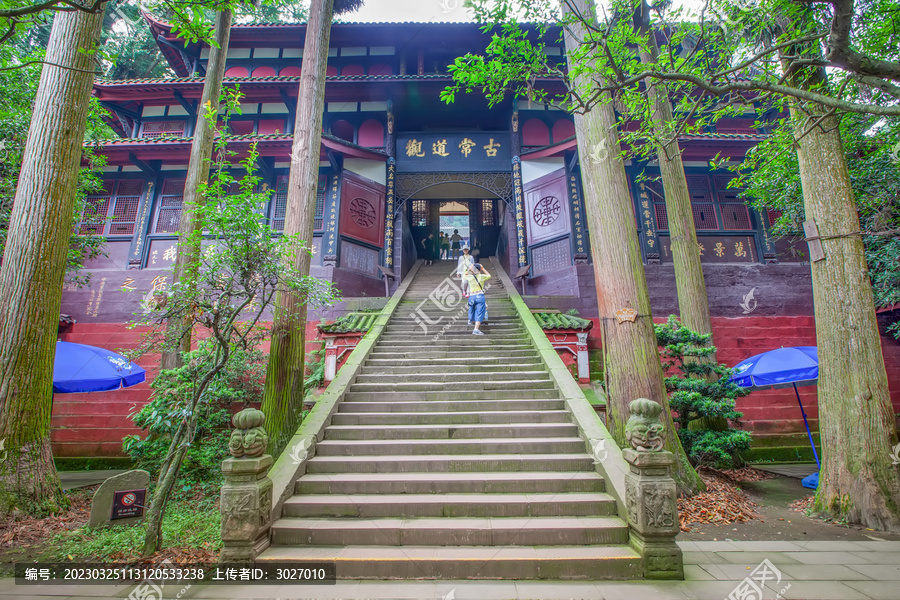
xmin=622 ymin=449 xmax=683 ymax=580
xmin=220 ymin=455 xmax=273 ymax=562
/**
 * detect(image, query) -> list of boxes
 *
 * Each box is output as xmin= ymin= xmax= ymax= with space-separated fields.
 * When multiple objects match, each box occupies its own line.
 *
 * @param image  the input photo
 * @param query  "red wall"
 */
xmin=586 ymin=315 xmax=900 ymax=438
xmin=53 ymin=321 xmax=323 ymax=458
xmin=55 ymin=316 xmax=900 ymax=457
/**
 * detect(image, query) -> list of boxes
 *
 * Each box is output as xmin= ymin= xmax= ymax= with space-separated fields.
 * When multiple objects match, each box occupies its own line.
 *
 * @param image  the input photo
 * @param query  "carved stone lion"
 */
xmin=624 ymin=398 xmax=665 ymax=452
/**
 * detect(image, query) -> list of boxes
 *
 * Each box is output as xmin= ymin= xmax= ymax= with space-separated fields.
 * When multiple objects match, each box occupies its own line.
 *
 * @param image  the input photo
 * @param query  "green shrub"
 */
xmin=122 ymin=342 xmax=266 ymax=497
xmin=655 ymin=316 xmax=751 ymax=468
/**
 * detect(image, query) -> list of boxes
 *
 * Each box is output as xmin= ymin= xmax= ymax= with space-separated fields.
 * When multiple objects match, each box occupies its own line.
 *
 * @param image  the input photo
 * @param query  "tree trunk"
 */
xmin=561 ymin=0 xmax=703 ymax=494
xmin=0 ymin=9 xmax=104 ymax=517
xmin=161 ymin=9 xmax=233 ymax=371
xmin=791 ymin=106 xmax=900 ymax=530
xmin=636 ymin=11 xmax=723 ymax=437
xmin=261 ymin=0 xmax=335 ymax=457
xmin=636 ymin=31 xmax=714 ymax=348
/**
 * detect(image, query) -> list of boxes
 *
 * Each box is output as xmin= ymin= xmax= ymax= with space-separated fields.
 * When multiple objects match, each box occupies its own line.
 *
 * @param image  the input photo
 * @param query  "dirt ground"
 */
xmin=680 ymin=472 xmax=900 ymax=542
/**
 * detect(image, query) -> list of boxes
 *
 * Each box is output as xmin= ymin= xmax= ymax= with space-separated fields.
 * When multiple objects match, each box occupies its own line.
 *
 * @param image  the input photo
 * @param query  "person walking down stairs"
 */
xmin=464 ymin=263 xmax=490 ymax=335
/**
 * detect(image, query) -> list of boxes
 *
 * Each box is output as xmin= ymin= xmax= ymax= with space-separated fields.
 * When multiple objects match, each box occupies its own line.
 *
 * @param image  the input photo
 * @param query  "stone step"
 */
xmin=353 ymin=370 xmax=551 ymax=384
xmin=338 ymin=398 xmax=565 ymax=413
xmin=344 ymin=389 xmax=559 ymax=402
xmin=364 ymin=356 xmax=541 ymax=367
xmin=323 ymin=422 xmax=579 ymax=441
xmin=282 ymin=492 xmax=618 ymax=518
xmin=256 ymin=544 xmax=642 ymax=580
xmin=358 ymin=363 xmax=542 ymax=375
xmin=374 ymin=336 xmax=531 ymax=346
xmin=304 ymin=454 xmax=595 ymax=474
xmin=348 ymin=380 xmax=554 ymax=393
xmin=331 ymin=409 xmax=571 ymax=426
xmin=367 ymin=348 xmax=539 ymax=360
xmin=269 ymin=516 xmax=630 ymax=546
xmin=313 ymin=437 xmax=587 ymax=456
xmin=295 ymin=470 xmax=605 ymax=493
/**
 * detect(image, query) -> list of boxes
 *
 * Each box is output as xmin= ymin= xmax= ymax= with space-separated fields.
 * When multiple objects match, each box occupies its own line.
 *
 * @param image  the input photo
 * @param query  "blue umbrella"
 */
xmin=53 ymin=341 xmax=146 ymax=394
xmin=732 ymin=346 xmax=820 ymax=488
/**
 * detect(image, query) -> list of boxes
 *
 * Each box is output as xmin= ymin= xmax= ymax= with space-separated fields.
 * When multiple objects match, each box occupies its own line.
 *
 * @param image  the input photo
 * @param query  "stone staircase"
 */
xmin=257 ymin=262 xmax=642 ymax=579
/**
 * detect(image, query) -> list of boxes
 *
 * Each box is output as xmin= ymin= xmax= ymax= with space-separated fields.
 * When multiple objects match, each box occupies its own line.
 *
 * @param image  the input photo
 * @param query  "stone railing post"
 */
xmin=623 ymin=398 xmax=684 ymax=580
xmin=220 ymin=408 xmax=273 ymax=562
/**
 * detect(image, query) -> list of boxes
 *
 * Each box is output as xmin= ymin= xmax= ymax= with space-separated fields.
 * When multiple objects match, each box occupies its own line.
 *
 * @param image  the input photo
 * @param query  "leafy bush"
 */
xmin=656 ymin=316 xmax=751 ymax=468
xmin=122 ymin=342 xmax=266 ymax=497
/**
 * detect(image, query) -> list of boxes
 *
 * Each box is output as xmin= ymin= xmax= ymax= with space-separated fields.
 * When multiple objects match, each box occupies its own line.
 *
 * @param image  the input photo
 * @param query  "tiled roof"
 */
xmin=84 ymin=132 xmax=388 ymax=158
xmin=94 ymin=73 xmax=456 ymax=87
xmin=679 ymin=132 xmax=767 ymax=141
xmin=85 ymin=132 xmax=294 ymax=146
xmin=531 ymin=311 xmax=593 ymax=331
xmin=318 ymin=312 xmax=379 ymax=334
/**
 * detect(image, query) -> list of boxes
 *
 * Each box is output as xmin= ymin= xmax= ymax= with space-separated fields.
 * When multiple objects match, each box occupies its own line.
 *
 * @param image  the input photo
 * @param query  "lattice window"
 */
xmin=270 ymin=175 xmax=326 ymax=232
xmin=412 ymin=200 xmax=428 ymax=226
xmin=692 ymin=204 xmax=718 ymax=230
xmin=154 ymin=179 xmax=185 ymax=233
xmin=315 ymin=175 xmax=326 ymax=231
xmin=79 ymin=180 xmax=145 ymax=236
xmin=648 ymin=181 xmax=668 ymax=230
xmin=107 ymin=180 xmax=143 ymax=235
xmin=79 ymin=181 xmax=113 ymax=235
xmin=654 ymin=204 xmax=669 ymax=230
xmin=713 ymin=175 xmax=751 ymax=231
xmin=272 ymin=176 xmax=288 ymax=231
xmin=141 ymin=120 xmax=186 ymax=138
xmin=687 ymin=175 xmax=718 ymax=230
xmin=481 ymin=199 xmax=495 ymax=226
xmin=767 ymin=209 xmax=783 ymax=227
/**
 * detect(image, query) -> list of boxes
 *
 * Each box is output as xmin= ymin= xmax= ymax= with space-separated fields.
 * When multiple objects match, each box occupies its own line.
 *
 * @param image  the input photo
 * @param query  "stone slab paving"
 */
xmin=3 ymin=540 xmax=899 ymax=599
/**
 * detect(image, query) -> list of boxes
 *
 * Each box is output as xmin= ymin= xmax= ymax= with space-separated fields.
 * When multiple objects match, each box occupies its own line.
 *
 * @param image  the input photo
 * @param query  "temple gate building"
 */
xmin=55 ymin=15 xmax=900 ymax=464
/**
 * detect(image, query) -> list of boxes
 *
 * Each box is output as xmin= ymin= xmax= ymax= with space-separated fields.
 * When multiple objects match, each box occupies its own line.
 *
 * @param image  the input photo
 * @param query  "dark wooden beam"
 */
xmin=172 ymin=91 xmax=197 ymax=118
xmin=99 ymin=101 xmax=141 ymax=121
xmin=326 ymin=148 xmax=343 ymax=172
xmin=128 ymin=153 xmax=159 ymax=178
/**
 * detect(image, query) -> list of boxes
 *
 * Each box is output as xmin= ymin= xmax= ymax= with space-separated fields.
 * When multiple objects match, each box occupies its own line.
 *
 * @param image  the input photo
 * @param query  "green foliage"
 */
xmin=0 ymin=38 xmax=113 ymax=286
xmin=304 ymin=346 xmax=326 ymax=399
xmin=656 ymin=316 xmax=751 ymax=468
xmin=122 ymin=342 xmax=266 ymax=497
xmin=51 ymin=499 xmax=221 ymax=561
xmin=731 ymin=114 xmax=900 ymax=315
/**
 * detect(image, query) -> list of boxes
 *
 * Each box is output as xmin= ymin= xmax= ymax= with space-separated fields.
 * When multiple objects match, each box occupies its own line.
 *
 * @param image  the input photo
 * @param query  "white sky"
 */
xmin=345 ymin=0 xmax=704 ymax=23
xmin=347 ymin=0 xmax=472 ymax=22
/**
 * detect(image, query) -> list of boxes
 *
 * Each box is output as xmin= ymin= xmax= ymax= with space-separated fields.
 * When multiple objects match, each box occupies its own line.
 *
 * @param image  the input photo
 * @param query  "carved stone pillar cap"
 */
xmin=222 ymin=455 xmax=273 ymax=475
xmin=623 ymin=448 xmax=674 ymax=468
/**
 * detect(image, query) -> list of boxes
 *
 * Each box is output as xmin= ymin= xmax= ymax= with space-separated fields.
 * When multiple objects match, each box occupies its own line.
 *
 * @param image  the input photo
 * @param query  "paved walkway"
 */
xmin=3 ymin=540 xmax=898 ymax=600
xmin=753 ymin=464 xmax=819 ymax=480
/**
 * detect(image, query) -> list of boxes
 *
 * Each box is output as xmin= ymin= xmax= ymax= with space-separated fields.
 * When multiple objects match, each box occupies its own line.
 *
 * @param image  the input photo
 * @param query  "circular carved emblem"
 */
xmin=349 ymin=197 xmax=377 ymax=229
xmin=533 ymin=196 xmax=561 ymax=227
